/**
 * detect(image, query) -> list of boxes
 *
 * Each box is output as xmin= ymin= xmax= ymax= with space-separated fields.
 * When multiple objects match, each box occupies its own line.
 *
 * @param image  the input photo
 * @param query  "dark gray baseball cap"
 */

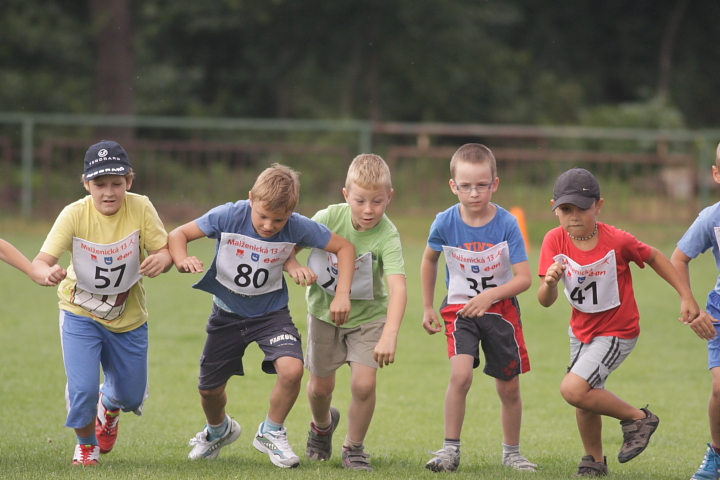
xmin=84 ymin=140 xmax=131 ymax=180
xmin=552 ymin=168 xmax=600 ymax=210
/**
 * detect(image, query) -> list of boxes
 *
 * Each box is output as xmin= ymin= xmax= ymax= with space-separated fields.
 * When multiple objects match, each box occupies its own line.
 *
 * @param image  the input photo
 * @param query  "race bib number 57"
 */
xmin=71 ymin=230 xmax=142 ymax=320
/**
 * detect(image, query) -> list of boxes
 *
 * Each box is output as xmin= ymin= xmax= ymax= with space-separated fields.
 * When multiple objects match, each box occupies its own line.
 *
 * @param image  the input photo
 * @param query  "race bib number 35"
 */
xmin=215 ymin=233 xmax=295 ymax=296
xmin=554 ymin=251 xmax=621 ymax=313
xmin=443 ymin=242 xmax=512 ymax=305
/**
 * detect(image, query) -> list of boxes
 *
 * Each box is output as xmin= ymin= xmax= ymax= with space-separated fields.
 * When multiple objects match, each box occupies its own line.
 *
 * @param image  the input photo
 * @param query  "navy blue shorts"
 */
xmin=197 ymin=304 xmax=303 ymax=390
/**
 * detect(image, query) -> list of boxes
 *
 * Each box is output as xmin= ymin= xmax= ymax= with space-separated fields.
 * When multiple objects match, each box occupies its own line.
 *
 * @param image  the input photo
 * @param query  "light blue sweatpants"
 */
xmin=59 ymin=310 xmax=148 ymax=429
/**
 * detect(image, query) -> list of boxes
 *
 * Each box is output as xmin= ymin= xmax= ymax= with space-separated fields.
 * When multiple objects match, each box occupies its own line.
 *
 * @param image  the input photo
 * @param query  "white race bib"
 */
xmin=71 ymin=230 xmax=142 ymax=320
xmin=215 ymin=233 xmax=294 ymax=296
xmin=443 ymin=242 xmax=513 ymax=305
xmin=713 ymin=227 xmax=720 ymax=247
xmin=554 ymin=251 xmax=621 ymax=313
xmin=307 ymin=249 xmax=374 ymax=300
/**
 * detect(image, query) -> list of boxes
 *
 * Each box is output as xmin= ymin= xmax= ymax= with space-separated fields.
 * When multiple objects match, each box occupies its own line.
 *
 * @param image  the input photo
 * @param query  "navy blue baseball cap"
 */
xmin=84 ymin=140 xmax=131 ymax=180
xmin=552 ymin=168 xmax=600 ymax=210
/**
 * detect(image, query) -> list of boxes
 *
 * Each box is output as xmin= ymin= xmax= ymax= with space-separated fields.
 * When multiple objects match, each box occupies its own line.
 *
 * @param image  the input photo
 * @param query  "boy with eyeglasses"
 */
xmin=421 ymin=143 xmax=535 ymax=472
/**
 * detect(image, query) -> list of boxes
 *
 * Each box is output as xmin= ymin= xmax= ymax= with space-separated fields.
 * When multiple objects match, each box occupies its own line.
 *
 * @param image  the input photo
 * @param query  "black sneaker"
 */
xmin=618 ymin=406 xmax=659 ymax=463
xmin=576 ymin=455 xmax=608 ymax=477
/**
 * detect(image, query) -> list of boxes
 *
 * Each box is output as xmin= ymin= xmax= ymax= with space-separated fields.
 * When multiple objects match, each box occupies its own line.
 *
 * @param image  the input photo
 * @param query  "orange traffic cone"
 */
xmin=509 ymin=206 xmax=530 ymax=253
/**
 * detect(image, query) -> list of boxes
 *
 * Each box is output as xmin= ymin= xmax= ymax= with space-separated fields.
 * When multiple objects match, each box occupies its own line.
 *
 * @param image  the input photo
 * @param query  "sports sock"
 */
xmin=713 ymin=444 xmax=720 ymax=456
xmin=77 ymin=433 xmax=98 ymax=446
xmin=313 ymin=412 xmax=332 ymax=431
xmin=261 ymin=416 xmax=283 ymax=433
xmin=502 ymin=443 xmax=520 ymax=460
xmin=101 ymin=394 xmax=121 ymax=412
xmin=207 ymin=416 xmax=229 ymax=441
xmin=443 ymin=438 xmax=461 ymax=451
xmin=311 ymin=421 xmax=333 ymax=435
xmin=344 ymin=436 xmax=364 ymax=449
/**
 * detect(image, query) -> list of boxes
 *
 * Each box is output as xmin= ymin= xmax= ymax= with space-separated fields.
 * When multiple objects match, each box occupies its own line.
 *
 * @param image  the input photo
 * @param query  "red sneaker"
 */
xmin=72 ymin=444 xmax=99 ymax=465
xmin=95 ymin=394 xmax=120 ymax=454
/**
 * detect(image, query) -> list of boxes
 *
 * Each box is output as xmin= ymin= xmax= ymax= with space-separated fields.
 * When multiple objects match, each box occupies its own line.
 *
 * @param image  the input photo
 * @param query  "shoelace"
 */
xmin=428 ymin=448 xmax=458 ymax=463
xmin=77 ymin=445 xmax=96 ymax=463
xmin=188 ymin=429 xmax=208 ymax=446
xmin=266 ymin=429 xmax=292 ymax=451
xmin=100 ymin=415 xmax=119 ymax=433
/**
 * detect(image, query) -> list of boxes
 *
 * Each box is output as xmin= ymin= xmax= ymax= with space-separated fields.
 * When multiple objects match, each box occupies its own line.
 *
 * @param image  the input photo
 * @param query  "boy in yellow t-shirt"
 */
xmin=30 ymin=140 xmax=172 ymax=466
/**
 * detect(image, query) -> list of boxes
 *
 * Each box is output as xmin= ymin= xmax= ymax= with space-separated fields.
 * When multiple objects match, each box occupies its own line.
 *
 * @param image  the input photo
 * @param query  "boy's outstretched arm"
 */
xmin=670 ymin=246 xmax=718 ymax=340
xmin=322 ymin=232 xmax=355 ymax=326
xmin=458 ymin=260 xmax=532 ymax=318
xmin=0 ymin=239 xmax=32 ymax=277
xmin=374 ymin=273 xmax=407 ymax=368
xmin=168 ymin=221 xmax=207 ymax=273
xmin=141 ymin=245 xmax=173 ymax=278
xmin=648 ymin=246 xmax=716 ymax=340
xmin=283 ymin=247 xmax=317 ymax=287
xmin=30 ymin=252 xmax=67 ymax=286
xmin=421 ymin=246 xmax=442 ymax=334
xmin=538 ymin=261 xmax=564 ymax=307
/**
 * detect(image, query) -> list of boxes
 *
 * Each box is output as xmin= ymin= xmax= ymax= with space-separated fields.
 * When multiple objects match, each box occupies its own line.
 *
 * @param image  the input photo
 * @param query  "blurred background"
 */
xmin=2 ymin=0 xmax=719 ymax=231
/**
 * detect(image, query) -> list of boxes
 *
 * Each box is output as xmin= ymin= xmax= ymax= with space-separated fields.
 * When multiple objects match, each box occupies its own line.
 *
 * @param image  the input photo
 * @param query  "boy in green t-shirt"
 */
xmin=298 ymin=154 xmax=407 ymax=471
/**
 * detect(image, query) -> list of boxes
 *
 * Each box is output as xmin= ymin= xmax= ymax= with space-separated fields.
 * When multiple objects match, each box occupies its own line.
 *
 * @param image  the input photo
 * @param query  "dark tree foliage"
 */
xmin=2 ymin=0 xmax=719 ymax=127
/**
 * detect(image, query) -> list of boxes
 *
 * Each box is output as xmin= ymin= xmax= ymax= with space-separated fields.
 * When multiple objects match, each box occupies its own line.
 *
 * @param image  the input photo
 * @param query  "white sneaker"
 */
xmin=188 ymin=418 xmax=241 ymax=460
xmin=253 ymin=423 xmax=300 ymax=468
xmin=503 ymin=452 xmax=537 ymax=471
xmin=72 ymin=444 xmax=100 ymax=466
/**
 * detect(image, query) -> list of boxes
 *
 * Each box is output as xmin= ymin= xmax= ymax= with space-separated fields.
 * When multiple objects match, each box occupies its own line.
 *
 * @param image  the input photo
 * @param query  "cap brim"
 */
xmin=85 ymin=165 xmax=129 ymax=180
xmin=552 ymin=195 xmax=596 ymax=211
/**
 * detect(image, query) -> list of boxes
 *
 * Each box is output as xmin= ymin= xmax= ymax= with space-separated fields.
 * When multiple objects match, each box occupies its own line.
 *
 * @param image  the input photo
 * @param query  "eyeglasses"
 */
xmin=452 ymin=180 xmax=495 ymax=193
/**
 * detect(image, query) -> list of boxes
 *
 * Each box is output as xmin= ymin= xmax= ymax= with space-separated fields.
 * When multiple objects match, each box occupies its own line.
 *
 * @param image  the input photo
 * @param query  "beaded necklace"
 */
xmin=568 ymin=223 xmax=598 ymax=241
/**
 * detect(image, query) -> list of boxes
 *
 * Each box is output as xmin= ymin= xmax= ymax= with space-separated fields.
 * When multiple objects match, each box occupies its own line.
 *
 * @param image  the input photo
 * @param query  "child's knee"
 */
xmin=449 ymin=370 xmax=473 ymax=393
xmin=276 ymin=359 xmax=304 ymax=386
xmin=350 ymin=376 xmax=376 ymax=400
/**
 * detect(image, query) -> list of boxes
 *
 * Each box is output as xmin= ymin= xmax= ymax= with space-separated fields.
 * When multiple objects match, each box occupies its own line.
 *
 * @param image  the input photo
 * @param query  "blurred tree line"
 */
xmin=2 ymin=0 xmax=718 ymax=129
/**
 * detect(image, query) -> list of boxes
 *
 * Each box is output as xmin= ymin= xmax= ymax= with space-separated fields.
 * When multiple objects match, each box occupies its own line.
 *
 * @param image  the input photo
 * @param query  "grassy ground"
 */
xmin=0 ymin=214 xmax=715 ymax=479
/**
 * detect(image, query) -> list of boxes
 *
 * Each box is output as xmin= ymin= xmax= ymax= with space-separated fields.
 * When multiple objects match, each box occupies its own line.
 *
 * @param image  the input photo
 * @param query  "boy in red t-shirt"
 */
xmin=537 ymin=168 xmax=714 ymax=476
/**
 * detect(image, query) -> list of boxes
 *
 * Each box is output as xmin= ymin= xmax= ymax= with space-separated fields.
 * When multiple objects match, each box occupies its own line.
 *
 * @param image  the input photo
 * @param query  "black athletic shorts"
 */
xmin=197 ymin=304 xmax=303 ymax=390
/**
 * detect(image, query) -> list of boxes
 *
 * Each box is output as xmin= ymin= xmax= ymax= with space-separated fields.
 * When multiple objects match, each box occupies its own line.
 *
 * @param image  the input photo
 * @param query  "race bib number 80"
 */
xmin=215 ymin=233 xmax=295 ymax=296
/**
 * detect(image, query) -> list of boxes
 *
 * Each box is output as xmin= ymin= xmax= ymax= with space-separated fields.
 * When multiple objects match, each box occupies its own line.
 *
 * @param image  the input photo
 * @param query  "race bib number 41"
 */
xmin=443 ymin=242 xmax=512 ymax=305
xmin=215 ymin=233 xmax=295 ymax=296
xmin=554 ymin=250 xmax=621 ymax=313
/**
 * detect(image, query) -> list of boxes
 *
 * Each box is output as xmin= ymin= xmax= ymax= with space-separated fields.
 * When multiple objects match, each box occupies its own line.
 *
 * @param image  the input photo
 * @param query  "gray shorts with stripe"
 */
xmin=568 ymin=326 xmax=637 ymax=388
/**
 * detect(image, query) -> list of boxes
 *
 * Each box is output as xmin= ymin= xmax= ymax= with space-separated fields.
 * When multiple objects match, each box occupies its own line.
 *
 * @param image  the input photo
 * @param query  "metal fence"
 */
xmin=1 ymin=113 xmax=719 ymax=223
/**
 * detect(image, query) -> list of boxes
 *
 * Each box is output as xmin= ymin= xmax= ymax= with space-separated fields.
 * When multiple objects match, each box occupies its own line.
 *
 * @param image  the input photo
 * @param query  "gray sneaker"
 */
xmin=188 ymin=418 xmax=241 ymax=460
xmin=306 ymin=406 xmax=340 ymax=460
xmin=426 ymin=445 xmax=460 ymax=472
xmin=503 ymin=452 xmax=537 ymax=471
xmin=576 ymin=455 xmax=608 ymax=477
xmin=618 ymin=406 xmax=659 ymax=463
xmin=342 ymin=444 xmax=373 ymax=471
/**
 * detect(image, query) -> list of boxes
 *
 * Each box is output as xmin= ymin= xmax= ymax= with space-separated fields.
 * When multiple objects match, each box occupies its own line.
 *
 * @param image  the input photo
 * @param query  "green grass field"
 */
xmin=0 ymin=215 xmax=716 ymax=479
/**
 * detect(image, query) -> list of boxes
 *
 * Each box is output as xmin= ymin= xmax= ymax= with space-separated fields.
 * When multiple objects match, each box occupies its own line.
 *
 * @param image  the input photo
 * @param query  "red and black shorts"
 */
xmin=440 ymin=296 xmax=530 ymax=380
